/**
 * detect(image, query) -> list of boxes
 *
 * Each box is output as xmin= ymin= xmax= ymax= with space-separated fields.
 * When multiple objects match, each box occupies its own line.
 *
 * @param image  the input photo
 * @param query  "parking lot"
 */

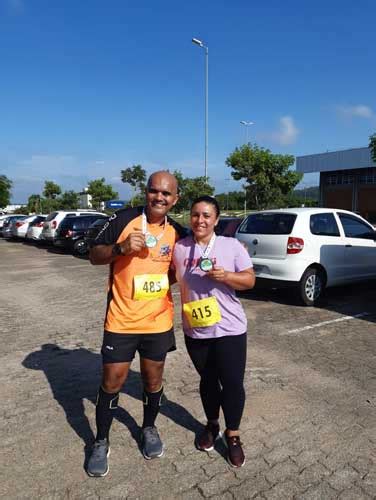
xmin=1 ymin=238 xmax=376 ymax=499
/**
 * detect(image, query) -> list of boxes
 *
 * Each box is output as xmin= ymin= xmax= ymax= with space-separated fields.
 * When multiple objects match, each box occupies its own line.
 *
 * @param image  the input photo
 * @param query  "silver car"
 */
xmin=2 ymin=215 xmax=28 ymax=239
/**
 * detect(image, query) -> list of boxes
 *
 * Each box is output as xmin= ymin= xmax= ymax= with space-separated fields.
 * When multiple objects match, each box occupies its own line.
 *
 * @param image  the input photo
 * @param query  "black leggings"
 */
xmin=185 ymin=333 xmax=247 ymax=431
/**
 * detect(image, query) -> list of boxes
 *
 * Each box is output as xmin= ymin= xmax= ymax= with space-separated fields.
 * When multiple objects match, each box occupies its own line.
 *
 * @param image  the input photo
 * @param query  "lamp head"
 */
xmin=192 ymin=38 xmax=203 ymax=47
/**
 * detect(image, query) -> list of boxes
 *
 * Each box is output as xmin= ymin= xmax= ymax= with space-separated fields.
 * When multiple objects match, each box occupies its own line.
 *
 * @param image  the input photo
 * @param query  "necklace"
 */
xmin=195 ymin=233 xmax=216 ymax=272
xmin=142 ymin=209 xmax=167 ymax=248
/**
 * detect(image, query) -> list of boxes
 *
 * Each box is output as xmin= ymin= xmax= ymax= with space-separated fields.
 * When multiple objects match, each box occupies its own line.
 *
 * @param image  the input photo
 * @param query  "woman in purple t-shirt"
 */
xmin=172 ymin=196 xmax=255 ymax=467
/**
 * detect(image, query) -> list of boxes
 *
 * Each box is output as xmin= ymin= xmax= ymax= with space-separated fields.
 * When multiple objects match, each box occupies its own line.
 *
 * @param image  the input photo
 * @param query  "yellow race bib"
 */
xmin=183 ymin=296 xmax=221 ymax=328
xmin=133 ymin=274 xmax=169 ymax=300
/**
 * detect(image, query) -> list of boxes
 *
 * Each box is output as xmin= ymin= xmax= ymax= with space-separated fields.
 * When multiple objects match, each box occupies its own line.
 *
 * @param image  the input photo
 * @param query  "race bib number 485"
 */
xmin=183 ymin=296 xmax=221 ymax=328
xmin=133 ymin=274 xmax=169 ymax=300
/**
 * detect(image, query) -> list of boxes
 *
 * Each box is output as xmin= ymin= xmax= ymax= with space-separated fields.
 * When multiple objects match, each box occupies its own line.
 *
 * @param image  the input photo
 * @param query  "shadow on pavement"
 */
xmin=22 ymin=344 xmax=201 ymax=457
xmin=20 ymin=239 xmax=90 ymax=260
xmin=239 ymin=280 xmax=376 ymax=323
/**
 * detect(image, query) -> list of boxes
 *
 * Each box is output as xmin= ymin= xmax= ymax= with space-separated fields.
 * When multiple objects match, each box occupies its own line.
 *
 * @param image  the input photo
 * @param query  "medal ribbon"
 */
xmin=196 ymin=233 xmax=216 ymax=260
xmin=142 ymin=209 xmax=166 ymax=242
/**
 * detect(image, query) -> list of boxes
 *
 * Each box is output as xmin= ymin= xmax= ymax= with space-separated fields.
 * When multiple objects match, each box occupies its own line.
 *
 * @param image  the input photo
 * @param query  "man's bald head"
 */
xmin=145 ymin=170 xmax=179 ymax=222
xmin=147 ymin=171 xmax=179 ymax=195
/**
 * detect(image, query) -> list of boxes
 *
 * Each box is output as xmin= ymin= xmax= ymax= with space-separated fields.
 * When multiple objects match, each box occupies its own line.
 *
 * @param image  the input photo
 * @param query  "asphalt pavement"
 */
xmin=0 ymin=238 xmax=375 ymax=499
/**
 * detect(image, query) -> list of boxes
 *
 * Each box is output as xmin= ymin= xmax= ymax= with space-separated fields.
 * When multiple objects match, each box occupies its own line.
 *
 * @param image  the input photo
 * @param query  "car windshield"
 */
xmin=91 ymin=218 xmax=108 ymax=227
xmin=45 ymin=212 xmax=58 ymax=222
xmin=60 ymin=216 xmax=98 ymax=229
xmin=238 ymin=213 xmax=297 ymax=235
xmin=30 ymin=216 xmax=46 ymax=225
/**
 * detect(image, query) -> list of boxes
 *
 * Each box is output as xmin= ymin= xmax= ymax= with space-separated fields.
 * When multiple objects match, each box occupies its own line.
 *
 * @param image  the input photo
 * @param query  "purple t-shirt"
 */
xmin=172 ymin=235 xmax=253 ymax=339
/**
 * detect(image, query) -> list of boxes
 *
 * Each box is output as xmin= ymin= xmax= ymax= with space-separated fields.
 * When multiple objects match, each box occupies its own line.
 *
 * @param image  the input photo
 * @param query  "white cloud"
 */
xmin=337 ymin=104 xmax=374 ymax=119
xmin=271 ymin=116 xmax=299 ymax=145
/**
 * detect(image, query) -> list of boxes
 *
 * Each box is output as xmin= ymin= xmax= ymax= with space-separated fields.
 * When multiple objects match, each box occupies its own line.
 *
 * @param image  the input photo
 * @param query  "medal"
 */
xmin=145 ymin=234 xmax=157 ymax=248
xmin=199 ymin=258 xmax=213 ymax=272
xmin=142 ymin=209 xmax=166 ymax=249
xmin=195 ymin=233 xmax=216 ymax=272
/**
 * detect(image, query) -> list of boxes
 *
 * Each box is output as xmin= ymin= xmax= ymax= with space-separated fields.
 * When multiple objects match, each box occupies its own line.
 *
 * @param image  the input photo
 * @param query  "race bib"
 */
xmin=133 ymin=274 xmax=169 ymax=300
xmin=183 ymin=296 xmax=221 ymax=328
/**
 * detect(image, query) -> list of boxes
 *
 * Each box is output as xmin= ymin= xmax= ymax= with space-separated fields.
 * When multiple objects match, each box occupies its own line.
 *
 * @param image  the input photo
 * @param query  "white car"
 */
xmin=12 ymin=215 xmax=47 ymax=239
xmin=41 ymin=210 xmax=103 ymax=242
xmin=0 ymin=215 xmax=9 ymax=236
xmin=25 ymin=215 xmax=47 ymax=241
xmin=235 ymin=207 xmax=376 ymax=305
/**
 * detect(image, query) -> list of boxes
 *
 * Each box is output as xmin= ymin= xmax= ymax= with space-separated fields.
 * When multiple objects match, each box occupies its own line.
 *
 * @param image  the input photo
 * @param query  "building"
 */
xmin=296 ymin=147 xmax=376 ymax=223
xmin=79 ymin=188 xmax=92 ymax=209
xmin=1 ymin=204 xmax=25 ymax=213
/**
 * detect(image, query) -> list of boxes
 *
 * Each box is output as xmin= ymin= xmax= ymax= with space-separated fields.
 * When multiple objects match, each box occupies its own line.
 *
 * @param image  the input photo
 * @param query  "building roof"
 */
xmin=296 ymin=147 xmax=376 ymax=173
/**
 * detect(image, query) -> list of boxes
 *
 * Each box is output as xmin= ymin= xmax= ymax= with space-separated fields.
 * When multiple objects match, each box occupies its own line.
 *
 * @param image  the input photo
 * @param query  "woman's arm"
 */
xmin=206 ymin=266 xmax=255 ymax=291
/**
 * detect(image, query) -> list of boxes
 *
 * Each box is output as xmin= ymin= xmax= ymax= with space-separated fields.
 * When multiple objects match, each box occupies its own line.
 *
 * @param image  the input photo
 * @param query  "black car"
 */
xmin=54 ymin=215 xmax=108 ymax=254
xmin=84 ymin=217 xmax=109 ymax=249
xmin=215 ymin=217 xmax=243 ymax=237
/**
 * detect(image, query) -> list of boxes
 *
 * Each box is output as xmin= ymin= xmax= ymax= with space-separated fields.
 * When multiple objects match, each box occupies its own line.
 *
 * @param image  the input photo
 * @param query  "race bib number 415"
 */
xmin=133 ymin=274 xmax=169 ymax=300
xmin=183 ymin=296 xmax=221 ymax=328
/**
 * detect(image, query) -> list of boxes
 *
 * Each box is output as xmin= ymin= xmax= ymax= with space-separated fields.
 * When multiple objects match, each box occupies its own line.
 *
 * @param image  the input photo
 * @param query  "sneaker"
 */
xmin=223 ymin=433 xmax=245 ymax=468
xmin=196 ymin=422 xmax=221 ymax=451
xmin=141 ymin=426 xmax=164 ymax=460
xmin=87 ymin=439 xmax=110 ymax=477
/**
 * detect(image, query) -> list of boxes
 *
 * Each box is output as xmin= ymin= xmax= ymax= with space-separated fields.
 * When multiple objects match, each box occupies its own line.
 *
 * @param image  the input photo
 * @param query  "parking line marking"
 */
xmin=285 ymin=312 xmax=371 ymax=335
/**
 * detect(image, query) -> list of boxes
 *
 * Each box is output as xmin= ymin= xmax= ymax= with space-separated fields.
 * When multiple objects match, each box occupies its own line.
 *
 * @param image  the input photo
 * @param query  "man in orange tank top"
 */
xmin=87 ymin=171 xmax=185 ymax=477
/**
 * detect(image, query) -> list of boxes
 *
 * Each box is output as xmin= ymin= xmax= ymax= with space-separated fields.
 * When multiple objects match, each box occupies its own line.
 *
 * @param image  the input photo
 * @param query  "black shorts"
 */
xmin=101 ymin=329 xmax=176 ymax=364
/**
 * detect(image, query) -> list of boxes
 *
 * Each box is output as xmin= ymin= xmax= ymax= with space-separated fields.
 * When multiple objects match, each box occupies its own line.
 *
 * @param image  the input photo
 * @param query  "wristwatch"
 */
xmin=112 ymin=243 xmax=124 ymax=256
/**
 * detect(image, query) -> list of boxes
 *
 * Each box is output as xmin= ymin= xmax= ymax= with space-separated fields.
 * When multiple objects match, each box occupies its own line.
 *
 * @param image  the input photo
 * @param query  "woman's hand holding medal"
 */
xmin=206 ymin=265 xmax=227 ymax=283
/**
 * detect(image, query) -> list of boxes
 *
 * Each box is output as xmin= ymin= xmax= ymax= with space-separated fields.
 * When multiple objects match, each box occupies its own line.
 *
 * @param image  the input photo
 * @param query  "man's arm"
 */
xmin=89 ymin=244 xmax=118 ymax=265
xmin=90 ymin=231 xmax=146 ymax=265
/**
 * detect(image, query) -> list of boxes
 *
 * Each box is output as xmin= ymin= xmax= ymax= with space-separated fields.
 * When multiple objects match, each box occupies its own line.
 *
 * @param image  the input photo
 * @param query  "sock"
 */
xmin=95 ymin=386 xmax=119 ymax=441
xmin=142 ymin=387 xmax=164 ymax=428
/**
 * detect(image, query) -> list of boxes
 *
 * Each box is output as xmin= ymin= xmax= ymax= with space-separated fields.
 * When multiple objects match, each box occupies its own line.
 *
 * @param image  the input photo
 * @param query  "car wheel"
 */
xmin=73 ymin=239 xmax=88 ymax=255
xmin=299 ymin=267 xmax=325 ymax=306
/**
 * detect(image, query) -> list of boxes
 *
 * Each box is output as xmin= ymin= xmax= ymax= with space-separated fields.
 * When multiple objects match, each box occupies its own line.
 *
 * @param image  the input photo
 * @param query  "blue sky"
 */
xmin=1 ymin=0 xmax=375 ymax=203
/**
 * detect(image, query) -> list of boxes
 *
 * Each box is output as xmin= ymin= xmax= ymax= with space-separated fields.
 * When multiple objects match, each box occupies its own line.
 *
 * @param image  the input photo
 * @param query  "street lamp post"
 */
xmin=225 ymin=177 xmax=231 ymax=212
xmin=192 ymin=37 xmax=208 ymax=182
xmin=240 ymin=120 xmax=254 ymax=144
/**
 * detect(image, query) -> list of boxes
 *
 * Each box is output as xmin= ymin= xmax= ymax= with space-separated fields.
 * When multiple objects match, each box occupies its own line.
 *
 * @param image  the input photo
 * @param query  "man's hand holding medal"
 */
xmin=121 ymin=229 xmax=146 ymax=255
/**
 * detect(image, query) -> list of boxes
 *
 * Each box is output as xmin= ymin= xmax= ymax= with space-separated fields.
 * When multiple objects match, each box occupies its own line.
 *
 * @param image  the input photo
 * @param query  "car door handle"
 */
xmin=345 ymin=244 xmax=352 ymax=247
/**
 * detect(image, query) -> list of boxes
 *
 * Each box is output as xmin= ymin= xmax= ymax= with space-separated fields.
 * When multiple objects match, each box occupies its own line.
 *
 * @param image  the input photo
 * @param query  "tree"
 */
xmin=369 ymin=133 xmax=376 ymax=163
xmin=0 ymin=175 xmax=12 ymax=208
xmin=131 ymin=193 xmax=146 ymax=207
xmin=173 ymin=171 xmax=215 ymax=212
xmin=121 ymin=165 xmax=146 ymax=207
xmin=41 ymin=181 xmax=61 ymax=213
xmin=225 ymin=143 xmax=302 ymax=210
xmin=43 ymin=180 xmax=61 ymax=200
xmin=87 ymin=178 xmax=118 ymax=209
xmin=26 ymin=194 xmax=43 ymax=213
xmin=58 ymin=190 xmax=79 ymax=210
xmin=216 ymin=191 xmax=246 ymax=211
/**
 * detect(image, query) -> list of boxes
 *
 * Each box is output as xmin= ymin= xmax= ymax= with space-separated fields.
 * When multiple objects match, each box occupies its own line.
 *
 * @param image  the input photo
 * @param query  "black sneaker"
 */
xmin=223 ymin=433 xmax=245 ymax=468
xmin=196 ymin=422 xmax=221 ymax=451
xmin=141 ymin=426 xmax=164 ymax=460
xmin=87 ymin=439 xmax=110 ymax=477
